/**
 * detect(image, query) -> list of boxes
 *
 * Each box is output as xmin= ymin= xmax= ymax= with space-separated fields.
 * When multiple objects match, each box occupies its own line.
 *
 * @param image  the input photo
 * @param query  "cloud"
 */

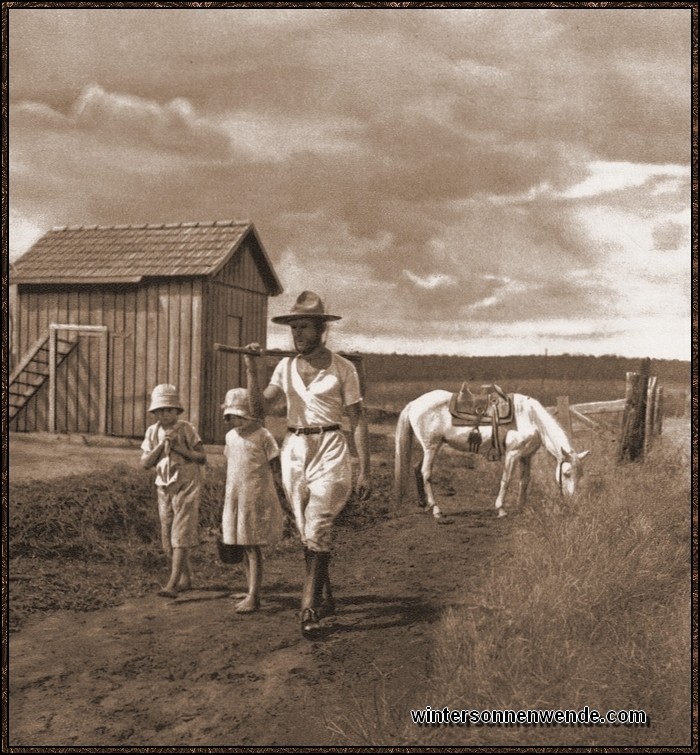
xmin=402 ymin=271 xmax=458 ymax=290
xmin=561 ymin=161 xmax=689 ymax=200
xmin=9 ymin=86 xmax=237 ymax=230
xmin=8 ymin=209 xmax=45 ymax=263
xmin=652 ymin=220 xmax=688 ymax=252
xmin=69 ymin=85 xmax=231 ymax=157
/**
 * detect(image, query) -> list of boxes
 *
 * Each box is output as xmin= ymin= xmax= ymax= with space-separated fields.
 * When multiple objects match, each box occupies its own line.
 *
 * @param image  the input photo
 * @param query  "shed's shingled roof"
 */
xmin=11 ymin=220 xmax=283 ymax=294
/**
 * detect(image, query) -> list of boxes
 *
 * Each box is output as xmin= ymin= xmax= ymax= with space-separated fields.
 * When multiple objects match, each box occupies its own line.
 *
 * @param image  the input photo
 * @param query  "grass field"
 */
xmin=335 ymin=416 xmax=692 ymax=747
xmin=432 ymin=419 xmax=692 ymax=746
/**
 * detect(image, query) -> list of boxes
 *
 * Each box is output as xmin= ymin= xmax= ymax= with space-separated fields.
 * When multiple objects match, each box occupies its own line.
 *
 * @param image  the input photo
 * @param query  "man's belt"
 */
xmin=287 ymin=424 xmax=341 ymax=435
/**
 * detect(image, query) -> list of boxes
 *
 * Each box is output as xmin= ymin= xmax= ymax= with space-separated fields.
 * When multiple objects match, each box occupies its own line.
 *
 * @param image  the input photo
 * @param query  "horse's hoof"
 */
xmin=496 ymin=509 xmax=507 ymax=518
xmin=435 ymin=516 xmax=454 ymax=525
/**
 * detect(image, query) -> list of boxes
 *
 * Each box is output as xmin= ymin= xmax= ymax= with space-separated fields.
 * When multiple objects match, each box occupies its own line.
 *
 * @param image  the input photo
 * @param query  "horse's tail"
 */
xmin=394 ymin=402 xmax=414 ymax=505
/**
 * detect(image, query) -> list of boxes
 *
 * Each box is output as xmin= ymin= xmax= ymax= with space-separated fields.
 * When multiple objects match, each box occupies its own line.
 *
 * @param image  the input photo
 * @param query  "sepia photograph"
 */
xmin=5 ymin=3 xmax=695 ymax=750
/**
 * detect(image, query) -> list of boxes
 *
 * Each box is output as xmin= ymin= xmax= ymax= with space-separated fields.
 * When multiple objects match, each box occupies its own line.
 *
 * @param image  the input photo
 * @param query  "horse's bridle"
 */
xmin=557 ymin=457 xmax=579 ymax=495
xmin=557 ymin=458 xmax=565 ymax=495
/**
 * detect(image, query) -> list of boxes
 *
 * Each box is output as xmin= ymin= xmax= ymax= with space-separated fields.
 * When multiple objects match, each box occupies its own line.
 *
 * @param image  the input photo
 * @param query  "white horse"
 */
xmin=395 ymin=388 xmax=590 ymax=521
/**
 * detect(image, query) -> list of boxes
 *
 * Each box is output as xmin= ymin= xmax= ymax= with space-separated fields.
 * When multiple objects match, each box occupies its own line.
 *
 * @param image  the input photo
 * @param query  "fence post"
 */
xmin=618 ymin=358 xmax=650 ymax=462
xmin=654 ymin=386 xmax=664 ymax=436
xmin=644 ymin=375 xmax=658 ymax=455
xmin=557 ymin=396 xmax=572 ymax=438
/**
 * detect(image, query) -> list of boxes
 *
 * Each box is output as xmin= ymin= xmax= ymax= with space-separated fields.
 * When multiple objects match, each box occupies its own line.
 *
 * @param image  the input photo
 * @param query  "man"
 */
xmin=244 ymin=290 xmax=371 ymax=638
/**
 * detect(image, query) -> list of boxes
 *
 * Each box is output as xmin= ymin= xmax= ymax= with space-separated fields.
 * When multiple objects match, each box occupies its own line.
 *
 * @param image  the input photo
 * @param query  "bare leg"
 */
xmin=178 ymin=550 xmax=192 ymax=591
xmin=158 ymin=495 xmax=173 ymax=558
xmin=236 ymin=547 xmax=262 ymax=613
xmin=160 ymin=547 xmax=187 ymax=596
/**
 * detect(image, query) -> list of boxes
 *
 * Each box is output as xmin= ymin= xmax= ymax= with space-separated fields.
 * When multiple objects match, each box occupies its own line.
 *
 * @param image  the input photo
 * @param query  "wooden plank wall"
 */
xmin=215 ymin=239 xmax=270 ymax=294
xmin=11 ymin=280 xmax=203 ymax=439
xmin=8 ymin=284 xmax=19 ymax=370
xmin=201 ymin=243 xmax=271 ymax=443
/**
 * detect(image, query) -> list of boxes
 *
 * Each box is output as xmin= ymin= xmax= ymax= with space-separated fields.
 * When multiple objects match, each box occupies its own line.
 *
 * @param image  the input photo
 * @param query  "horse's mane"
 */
xmin=520 ymin=394 xmax=573 ymax=458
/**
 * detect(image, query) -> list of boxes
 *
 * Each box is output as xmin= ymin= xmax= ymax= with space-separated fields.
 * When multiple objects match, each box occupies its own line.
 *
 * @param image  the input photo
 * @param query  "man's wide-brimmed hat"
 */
xmin=149 ymin=384 xmax=184 ymax=413
xmin=271 ymin=290 xmax=341 ymax=324
xmin=221 ymin=388 xmax=255 ymax=420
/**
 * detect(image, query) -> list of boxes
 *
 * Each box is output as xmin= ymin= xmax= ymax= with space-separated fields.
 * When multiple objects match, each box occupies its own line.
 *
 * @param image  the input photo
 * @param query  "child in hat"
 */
xmin=221 ymin=388 xmax=285 ymax=613
xmin=141 ymin=384 xmax=207 ymax=598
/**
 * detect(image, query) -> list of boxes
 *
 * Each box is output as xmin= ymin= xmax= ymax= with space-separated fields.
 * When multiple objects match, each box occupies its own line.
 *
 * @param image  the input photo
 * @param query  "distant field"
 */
xmin=360 ymin=352 xmax=688 ymax=385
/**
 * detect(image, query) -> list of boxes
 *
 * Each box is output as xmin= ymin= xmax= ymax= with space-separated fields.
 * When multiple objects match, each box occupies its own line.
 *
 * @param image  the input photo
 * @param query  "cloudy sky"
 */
xmin=8 ymin=6 xmax=693 ymax=360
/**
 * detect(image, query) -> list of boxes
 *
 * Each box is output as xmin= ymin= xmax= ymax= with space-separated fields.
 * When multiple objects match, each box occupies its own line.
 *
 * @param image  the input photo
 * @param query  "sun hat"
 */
xmin=221 ymin=388 xmax=256 ymax=420
xmin=148 ymin=384 xmax=184 ymax=413
xmin=271 ymin=290 xmax=342 ymax=324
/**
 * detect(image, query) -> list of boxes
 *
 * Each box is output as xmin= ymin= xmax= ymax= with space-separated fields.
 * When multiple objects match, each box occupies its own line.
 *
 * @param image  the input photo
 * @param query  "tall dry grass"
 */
xmin=8 ymin=464 xmax=227 ymax=626
xmin=334 ymin=419 xmax=692 ymax=747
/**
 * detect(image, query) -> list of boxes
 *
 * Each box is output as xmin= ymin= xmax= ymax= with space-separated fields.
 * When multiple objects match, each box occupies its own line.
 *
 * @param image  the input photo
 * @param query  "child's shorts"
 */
xmin=157 ymin=477 xmax=201 ymax=549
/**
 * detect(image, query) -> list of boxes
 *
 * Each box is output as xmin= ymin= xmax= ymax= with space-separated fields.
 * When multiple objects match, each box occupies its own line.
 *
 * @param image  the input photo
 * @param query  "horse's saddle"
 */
xmin=449 ymin=383 xmax=514 ymax=426
xmin=449 ymin=383 xmax=514 ymax=460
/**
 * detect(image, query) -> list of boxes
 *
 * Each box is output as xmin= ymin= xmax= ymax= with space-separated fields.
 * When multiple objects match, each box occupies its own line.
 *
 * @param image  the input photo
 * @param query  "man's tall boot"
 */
xmin=318 ymin=552 xmax=336 ymax=617
xmin=301 ymin=549 xmax=324 ymax=638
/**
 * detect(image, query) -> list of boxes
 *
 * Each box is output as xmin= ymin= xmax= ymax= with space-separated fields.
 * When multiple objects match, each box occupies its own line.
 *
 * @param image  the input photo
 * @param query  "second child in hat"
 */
xmin=221 ymin=388 xmax=285 ymax=613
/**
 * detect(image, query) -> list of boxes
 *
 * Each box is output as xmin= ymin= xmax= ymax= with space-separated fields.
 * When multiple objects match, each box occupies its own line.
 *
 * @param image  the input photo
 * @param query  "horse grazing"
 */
xmin=394 ymin=386 xmax=590 ymax=521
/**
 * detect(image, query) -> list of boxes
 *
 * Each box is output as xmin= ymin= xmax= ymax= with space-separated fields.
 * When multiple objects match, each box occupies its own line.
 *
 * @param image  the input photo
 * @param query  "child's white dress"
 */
xmin=222 ymin=425 xmax=284 ymax=546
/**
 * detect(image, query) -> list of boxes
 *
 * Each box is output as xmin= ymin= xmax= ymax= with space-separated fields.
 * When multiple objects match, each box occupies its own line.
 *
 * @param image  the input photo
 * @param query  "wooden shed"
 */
xmin=9 ymin=220 xmax=283 ymax=444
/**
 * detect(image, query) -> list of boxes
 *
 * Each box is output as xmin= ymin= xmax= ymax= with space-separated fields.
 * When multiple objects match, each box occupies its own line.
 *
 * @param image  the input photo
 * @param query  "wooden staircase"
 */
xmin=9 ymin=333 xmax=79 ymax=421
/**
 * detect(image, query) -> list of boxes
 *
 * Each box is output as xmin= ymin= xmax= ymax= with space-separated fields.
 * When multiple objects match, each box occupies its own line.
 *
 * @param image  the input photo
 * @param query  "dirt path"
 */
xmin=11 ymin=418 xmax=690 ymax=746
xmin=9 ymin=434 xmax=513 ymax=747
